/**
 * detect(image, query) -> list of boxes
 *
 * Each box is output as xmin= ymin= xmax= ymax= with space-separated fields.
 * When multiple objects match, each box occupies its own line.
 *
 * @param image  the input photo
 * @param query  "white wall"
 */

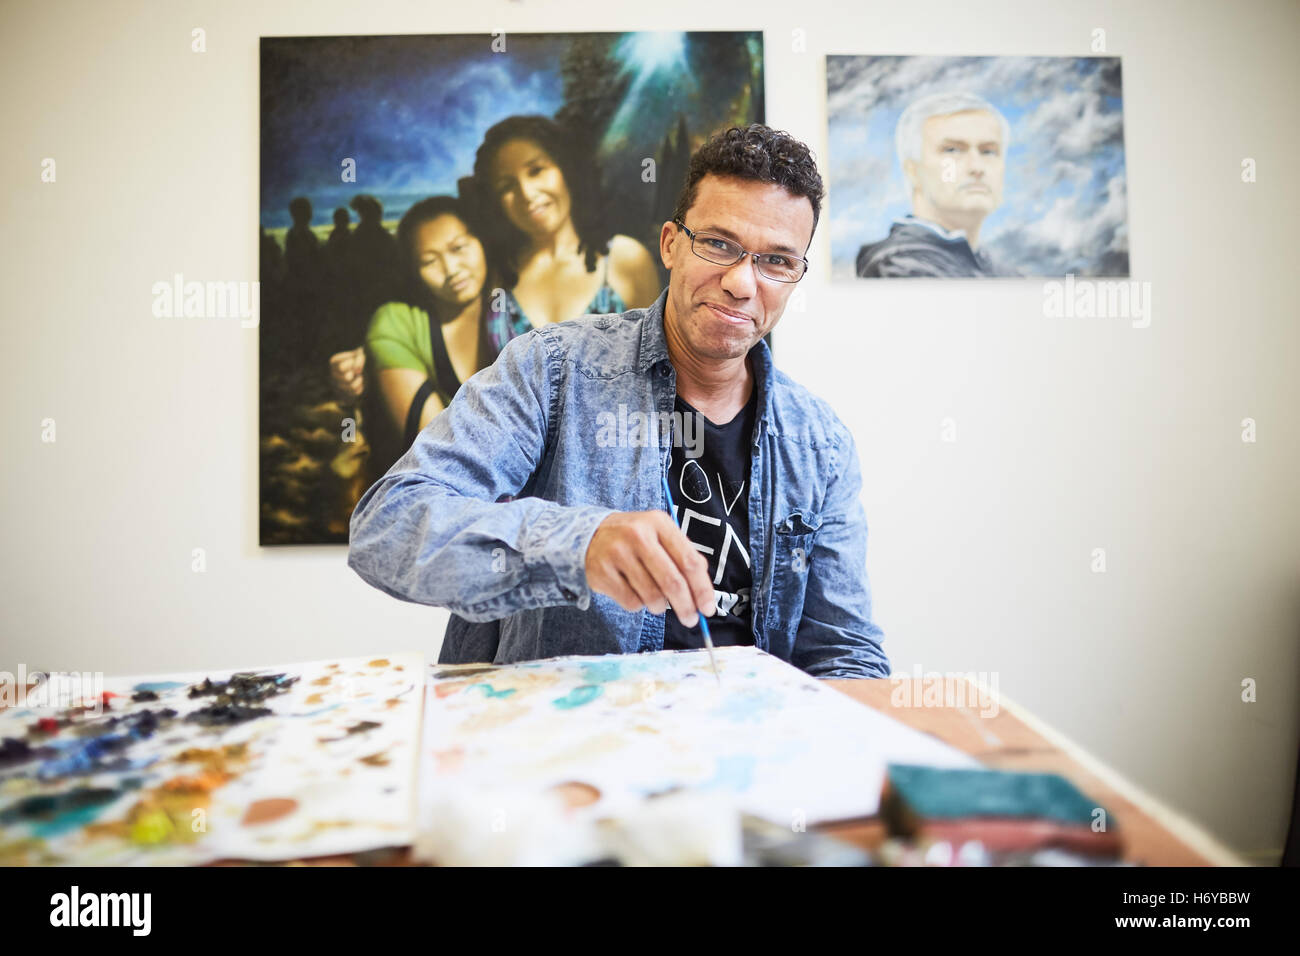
xmin=3 ymin=0 xmax=1297 ymax=862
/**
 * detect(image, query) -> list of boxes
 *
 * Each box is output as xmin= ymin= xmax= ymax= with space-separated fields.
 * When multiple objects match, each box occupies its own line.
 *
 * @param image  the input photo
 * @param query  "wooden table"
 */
xmin=819 ymin=676 xmax=1245 ymax=866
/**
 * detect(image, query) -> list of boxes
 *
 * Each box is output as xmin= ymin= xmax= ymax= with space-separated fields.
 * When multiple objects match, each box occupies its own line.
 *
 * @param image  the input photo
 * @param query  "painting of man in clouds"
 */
xmin=827 ymin=55 xmax=1130 ymax=279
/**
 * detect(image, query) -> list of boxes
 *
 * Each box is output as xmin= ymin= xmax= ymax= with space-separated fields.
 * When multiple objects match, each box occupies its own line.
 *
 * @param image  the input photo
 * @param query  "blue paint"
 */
xmin=714 ymin=687 xmax=783 ymax=723
xmin=32 ymin=708 xmax=175 ymax=779
xmin=37 ymin=733 xmax=133 ymax=779
xmin=702 ymin=754 xmax=757 ymax=793
xmin=290 ymin=702 xmax=343 ymax=717
xmin=552 ymin=685 xmax=602 ymax=709
xmin=468 ymin=683 xmax=516 ymax=699
xmin=132 ymin=681 xmax=187 ymax=693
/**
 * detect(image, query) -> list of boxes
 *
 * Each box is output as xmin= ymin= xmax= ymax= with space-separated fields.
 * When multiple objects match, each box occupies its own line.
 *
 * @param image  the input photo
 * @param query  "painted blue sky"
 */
xmin=261 ymin=35 xmax=566 ymax=228
xmin=260 ymin=32 xmax=761 ymax=231
xmin=827 ymin=55 xmax=1129 ymax=277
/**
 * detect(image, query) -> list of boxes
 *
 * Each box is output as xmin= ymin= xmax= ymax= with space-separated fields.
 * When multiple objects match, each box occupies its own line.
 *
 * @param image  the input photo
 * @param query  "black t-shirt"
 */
xmin=663 ymin=387 xmax=757 ymax=650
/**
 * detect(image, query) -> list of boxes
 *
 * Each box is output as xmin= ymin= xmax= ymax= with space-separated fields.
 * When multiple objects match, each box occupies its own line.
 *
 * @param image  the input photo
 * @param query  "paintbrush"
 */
xmin=662 ymin=473 xmax=721 ymax=685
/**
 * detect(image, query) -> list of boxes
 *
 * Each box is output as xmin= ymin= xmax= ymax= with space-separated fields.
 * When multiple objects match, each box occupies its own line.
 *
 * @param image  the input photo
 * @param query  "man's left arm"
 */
xmin=790 ymin=429 xmax=892 ymax=680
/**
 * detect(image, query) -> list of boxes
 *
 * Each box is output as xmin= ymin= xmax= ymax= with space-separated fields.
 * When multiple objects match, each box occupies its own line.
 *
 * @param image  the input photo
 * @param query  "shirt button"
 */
xmin=658 ymin=365 xmax=669 ymax=377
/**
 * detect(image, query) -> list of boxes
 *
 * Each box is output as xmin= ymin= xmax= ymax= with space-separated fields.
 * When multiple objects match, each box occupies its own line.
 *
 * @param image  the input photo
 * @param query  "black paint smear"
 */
xmin=182 ymin=672 xmax=298 ymax=726
xmin=0 ymin=737 xmax=52 ymax=769
xmin=185 ymin=703 xmax=273 ymax=726
xmin=69 ymin=707 xmax=178 ymax=740
xmin=131 ymin=707 xmax=178 ymax=736
xmin=188 ymin=678 xmax=222 ymax=698
xmin=188 ymin=672 xmax=299 ymax=704
xmin=132 ymin=689 xmax=159 ymax=702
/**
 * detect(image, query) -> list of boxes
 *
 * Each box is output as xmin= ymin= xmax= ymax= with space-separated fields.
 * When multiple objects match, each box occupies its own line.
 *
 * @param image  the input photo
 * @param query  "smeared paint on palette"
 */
xmin=0 ymin=653 xmax=422 ymax=865
xmin=550 ymin=781 xmax=602 ymax=810
xmin=416 ymin=646 xmax=977 ymax=855
xmin=241 ymin=797 xmax=298 ymax=826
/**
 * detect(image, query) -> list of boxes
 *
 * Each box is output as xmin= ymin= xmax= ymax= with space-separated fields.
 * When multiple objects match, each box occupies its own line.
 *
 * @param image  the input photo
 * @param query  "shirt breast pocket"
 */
xmin=763 ymin=510 xmax=822 ymax=640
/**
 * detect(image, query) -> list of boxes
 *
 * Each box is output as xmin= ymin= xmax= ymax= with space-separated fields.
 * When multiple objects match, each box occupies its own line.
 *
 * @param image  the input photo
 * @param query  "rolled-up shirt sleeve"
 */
xmin=347 ymin=329 xmax=614 ymax=621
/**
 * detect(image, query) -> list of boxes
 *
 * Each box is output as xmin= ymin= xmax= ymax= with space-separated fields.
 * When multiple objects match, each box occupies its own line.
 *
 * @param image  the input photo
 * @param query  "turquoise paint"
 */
xmin=468 ymin=683 xmax=516 ymax=699
xmin=31 ymin=802 xmax=113 ymax=839
xmin=132 ymin=681 xmax=188 ymax=693
xmin=578 ymin=661 xmax=622 ymax=684
xmin=10 ymin=788 xmax=128 ymax=839
xmin=552 ymin=685 xmax=602 ymax=709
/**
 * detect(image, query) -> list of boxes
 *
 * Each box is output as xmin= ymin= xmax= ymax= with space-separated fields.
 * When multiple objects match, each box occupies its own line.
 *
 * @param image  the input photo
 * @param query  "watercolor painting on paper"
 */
xmin=418 ymin=645 xmax=975 ymax=846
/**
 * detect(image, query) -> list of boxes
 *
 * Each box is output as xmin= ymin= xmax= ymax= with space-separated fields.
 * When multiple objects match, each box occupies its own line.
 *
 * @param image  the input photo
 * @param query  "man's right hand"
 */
xmin=584 ymin=511 xmax=717 ymax=626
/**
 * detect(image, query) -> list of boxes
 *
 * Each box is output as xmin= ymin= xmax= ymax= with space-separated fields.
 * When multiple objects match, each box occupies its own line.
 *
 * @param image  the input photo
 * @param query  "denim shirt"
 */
xmin=347 ymin=287 xmax=890 ymax=679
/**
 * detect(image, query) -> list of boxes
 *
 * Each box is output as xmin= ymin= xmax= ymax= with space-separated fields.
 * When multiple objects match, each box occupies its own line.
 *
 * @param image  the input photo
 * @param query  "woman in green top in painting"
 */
xmin=472 ymin=115 xmax=661 ymax=337
xmin=332 ymin=117 xmax=659 ymax=471
xmin=357 ymin=194 xmax=517 ymax=474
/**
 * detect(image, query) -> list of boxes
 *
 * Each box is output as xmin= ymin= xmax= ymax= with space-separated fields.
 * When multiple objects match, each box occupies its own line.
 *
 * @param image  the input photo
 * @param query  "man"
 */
xmin=348 ymin=124 xmax=889 ymax=679
xmin=857 ymin=91 xmax=1009 ymax=278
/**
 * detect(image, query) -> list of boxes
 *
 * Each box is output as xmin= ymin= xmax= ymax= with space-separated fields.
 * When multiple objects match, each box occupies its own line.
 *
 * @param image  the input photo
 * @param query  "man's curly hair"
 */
xmin=671 ymin=124 xmax=824 ymax=243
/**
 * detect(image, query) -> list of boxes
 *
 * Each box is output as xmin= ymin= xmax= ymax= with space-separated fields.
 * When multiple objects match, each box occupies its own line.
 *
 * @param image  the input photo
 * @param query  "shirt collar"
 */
xmin=637 ymin=287 xmax=672 ymax=373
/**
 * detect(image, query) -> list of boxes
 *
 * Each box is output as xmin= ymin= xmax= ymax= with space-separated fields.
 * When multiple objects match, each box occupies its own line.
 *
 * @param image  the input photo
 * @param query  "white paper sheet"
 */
xmin=416 ymin=646 xmax=976 ymax=861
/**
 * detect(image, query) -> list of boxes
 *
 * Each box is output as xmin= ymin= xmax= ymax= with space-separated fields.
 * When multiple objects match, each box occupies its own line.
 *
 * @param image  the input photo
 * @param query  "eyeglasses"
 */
xmin=673 ymin=219 xmax=808 ymax=282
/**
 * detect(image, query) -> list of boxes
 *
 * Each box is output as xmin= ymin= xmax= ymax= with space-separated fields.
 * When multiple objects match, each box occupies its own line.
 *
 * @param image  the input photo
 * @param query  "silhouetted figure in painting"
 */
xmin=259 ymin=224 xmax=284 ymax=286
xmin=319 ymin=206 xmax=360 ymax=358
xmin=345 ymin=194 xmax=403 ymax=344
xmin=284 ymin=196 xmax=323 ymax=287
xmin=281 ymin=196 xmax=326 ymax=360
xmin=327 ymin=206 xmax=352 ymax=259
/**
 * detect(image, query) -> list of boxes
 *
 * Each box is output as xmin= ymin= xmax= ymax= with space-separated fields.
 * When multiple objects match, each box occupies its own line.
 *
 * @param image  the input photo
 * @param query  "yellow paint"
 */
xmin=130 ymin=808 xmax=175 ymax=845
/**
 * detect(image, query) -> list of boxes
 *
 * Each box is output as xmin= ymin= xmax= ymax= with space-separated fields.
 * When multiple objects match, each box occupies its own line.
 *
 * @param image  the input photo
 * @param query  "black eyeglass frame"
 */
xmin=672 ymin=219 xmax=809 ymax=283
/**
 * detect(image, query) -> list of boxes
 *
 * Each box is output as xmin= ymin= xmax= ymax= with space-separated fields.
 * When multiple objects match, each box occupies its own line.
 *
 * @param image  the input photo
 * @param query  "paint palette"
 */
xmin=0 ymin=654 xmax=422 ymax=865
xmin=416 ymin=646 xmax=975 ymax=862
